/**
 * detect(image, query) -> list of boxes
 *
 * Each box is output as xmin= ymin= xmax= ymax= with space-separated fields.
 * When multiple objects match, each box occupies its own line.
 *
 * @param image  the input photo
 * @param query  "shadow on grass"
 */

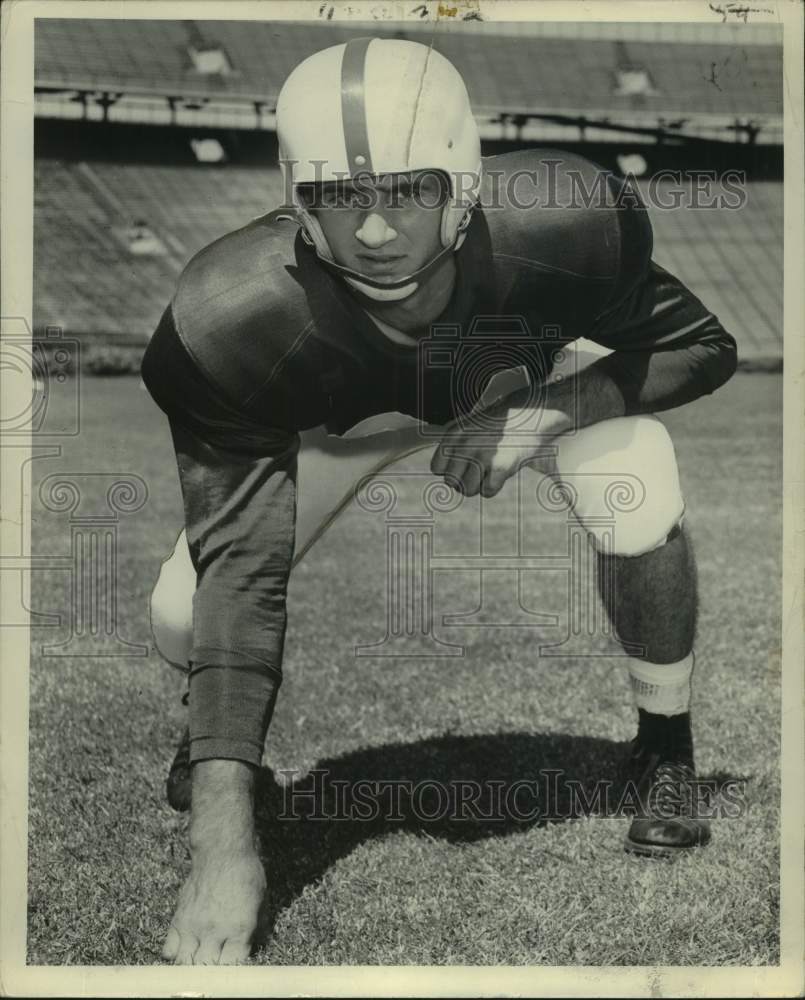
xmin=251 ymin=730 xmax=633 ymax=947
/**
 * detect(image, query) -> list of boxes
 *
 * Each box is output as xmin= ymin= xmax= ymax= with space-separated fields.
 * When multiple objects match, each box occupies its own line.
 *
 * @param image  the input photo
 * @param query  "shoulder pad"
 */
xmin=172 ymin=214 xmax=315 ymax=404
xmin=480 ymin=148 xmax=648 ymax=281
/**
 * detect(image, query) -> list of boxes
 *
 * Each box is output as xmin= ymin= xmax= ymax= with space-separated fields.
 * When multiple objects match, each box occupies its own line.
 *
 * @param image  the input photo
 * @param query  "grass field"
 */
xmin=26 ymin=371 xmax=781 ymax=966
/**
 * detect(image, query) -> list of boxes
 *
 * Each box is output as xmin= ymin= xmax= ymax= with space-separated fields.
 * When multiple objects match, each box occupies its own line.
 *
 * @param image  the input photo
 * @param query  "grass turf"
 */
xmin=26 ymin=371 xmax=781 ymax=966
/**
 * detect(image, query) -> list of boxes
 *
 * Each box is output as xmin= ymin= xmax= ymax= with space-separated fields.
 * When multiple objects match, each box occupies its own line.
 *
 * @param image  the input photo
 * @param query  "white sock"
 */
xmin=628 ymin=653 xmax=694 ymax=716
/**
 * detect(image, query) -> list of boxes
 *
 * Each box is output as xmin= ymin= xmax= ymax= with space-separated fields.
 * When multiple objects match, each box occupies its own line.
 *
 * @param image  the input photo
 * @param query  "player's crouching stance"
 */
xmin=142 ymin=39 xmax=737 ymax=964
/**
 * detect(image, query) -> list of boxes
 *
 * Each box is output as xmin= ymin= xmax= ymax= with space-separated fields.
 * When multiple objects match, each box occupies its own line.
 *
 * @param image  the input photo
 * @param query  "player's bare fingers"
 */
xmin=431 ymin=427 xmax=471 ymax=474
xmin=218 ymin=937 xmax=252 ymax=965
xmin=430 ymin=440 xmax=450 ymax=474
xmin=161 ymin=926 xmax=180 ymax=961
xmin=173 ymin=931 xmax=200 ymax=965
xmin=459 ymin=456 xmax=484 ymax=497
xmin=480 ymin=468 xmax=507 ymax=498
xmin=193 ymin=935 xmax=226 ymax=966
xmin=441 ymin=458 xmax=471 ymax=494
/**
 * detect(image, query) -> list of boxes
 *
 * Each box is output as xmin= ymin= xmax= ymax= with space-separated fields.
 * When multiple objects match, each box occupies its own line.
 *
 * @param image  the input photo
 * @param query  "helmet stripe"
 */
xmin=340 ymin=37 xmax=374 ymax=175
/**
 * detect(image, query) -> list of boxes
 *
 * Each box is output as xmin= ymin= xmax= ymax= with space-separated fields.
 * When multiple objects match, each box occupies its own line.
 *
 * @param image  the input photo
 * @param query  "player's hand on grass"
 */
xmin=162 ymin=843 xmax=266 ymax=964
xmin=431 ymin=391 xmax=571 ymax=498
xmin=162 ymin=759 xmax=266 ymax=965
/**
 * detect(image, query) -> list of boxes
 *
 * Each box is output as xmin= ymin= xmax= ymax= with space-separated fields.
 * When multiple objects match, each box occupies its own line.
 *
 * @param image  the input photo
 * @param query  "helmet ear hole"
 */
xmin=294 ymin=200 xmax=335 ymax=262
xmin=440 ymin=201 xmax=476 ymax=248
xmin=295 ymin=183 xmax=316 ymax=208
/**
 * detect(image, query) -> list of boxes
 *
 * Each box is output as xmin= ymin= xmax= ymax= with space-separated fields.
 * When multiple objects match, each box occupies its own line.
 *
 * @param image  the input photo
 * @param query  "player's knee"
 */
xmin=553 ymin=416 xmax=685 ymax=557
xmin=150 ymin=533 xmax=195 ymax=672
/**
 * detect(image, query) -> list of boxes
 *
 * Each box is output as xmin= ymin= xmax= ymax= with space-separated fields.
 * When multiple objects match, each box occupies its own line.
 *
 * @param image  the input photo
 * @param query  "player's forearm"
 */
xmin=488 ymin=364 xmax=626 ymax=443
xmin=587 ymin=256 xmax=739 ymax=415
xmin=540 ymin=363 xmax=627 ymax=433
xmin=166 ymin=416 xmax=297 ymax=770
xmin=591 ymin=333 xmax=738 ymax=415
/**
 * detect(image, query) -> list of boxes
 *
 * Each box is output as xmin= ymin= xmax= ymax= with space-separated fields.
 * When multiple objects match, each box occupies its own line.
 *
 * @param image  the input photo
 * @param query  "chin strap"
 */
xmin=299 ymin=210 xmax=473 ymax=302
xmin=311 ymin=235 xmax=455 ymax=301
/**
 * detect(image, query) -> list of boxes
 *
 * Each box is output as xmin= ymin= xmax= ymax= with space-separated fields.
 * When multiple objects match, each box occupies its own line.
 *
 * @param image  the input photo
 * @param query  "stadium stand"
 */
xmin=33 ymin=156 xmax=782 ymax=361
xmin=32 ymin=18 xmax=783 ymax=364
xmin=36 ymin=19 xmax=782 ymax=120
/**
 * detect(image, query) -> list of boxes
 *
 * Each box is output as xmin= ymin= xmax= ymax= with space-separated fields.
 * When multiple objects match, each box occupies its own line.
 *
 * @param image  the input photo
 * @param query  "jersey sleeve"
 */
xmin=585 ymin=180 xmax=738 ymax=414
xmin=142 ymin=305 xmax=300 ymax=766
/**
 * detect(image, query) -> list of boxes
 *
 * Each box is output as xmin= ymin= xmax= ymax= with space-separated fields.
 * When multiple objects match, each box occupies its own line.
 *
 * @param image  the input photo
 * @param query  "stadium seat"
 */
xmin=35 ymin=19 xmax=782 ymax=119
xmin=33 ymin=156 xmax=782 ymax=361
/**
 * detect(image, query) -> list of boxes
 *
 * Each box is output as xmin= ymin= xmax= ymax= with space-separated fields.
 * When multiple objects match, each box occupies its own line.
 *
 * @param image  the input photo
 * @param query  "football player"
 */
xmin=142 ymin=38 xmax=737 ymax=965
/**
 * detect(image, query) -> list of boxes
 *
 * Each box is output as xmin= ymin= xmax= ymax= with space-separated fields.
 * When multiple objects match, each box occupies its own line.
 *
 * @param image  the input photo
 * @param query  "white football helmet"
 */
xmin=276 ymin=37 xmax=482 ymax=301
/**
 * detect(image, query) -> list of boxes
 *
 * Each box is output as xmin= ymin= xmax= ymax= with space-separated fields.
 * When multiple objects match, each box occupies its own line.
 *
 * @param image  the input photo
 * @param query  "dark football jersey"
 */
xmin=142 ymin=149 xmax=737 ymax=763
xmin=145 ymin=148 xmax=735 ymax=436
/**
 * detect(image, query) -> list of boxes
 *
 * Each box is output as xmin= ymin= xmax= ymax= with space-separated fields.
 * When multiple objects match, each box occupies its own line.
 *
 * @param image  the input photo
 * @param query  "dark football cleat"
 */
xmin=623 ymin=746 xmax=711 ymax=859
xmin=166 ymin=726 xmax=192 ymax=813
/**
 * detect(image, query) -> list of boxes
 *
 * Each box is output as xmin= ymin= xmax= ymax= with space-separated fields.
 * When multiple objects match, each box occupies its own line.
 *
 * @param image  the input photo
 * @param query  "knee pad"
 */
xmin=150 ymin=530 xmax=195 ymax=672
xmin=552 ymin=416 xmax=685 ymax=557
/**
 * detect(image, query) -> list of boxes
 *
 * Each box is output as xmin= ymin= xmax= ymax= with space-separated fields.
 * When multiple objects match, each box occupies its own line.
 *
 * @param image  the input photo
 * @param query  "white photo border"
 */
xmin=1 ymin=1 xmax=802 ymax=996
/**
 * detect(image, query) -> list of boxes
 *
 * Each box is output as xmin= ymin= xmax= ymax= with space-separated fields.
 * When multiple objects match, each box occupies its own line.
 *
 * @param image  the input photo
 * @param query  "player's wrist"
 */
xmin=484 ymin=386 xmax=574 ymax=442
xmin=189 ymin=759 xmax=257 ymax=855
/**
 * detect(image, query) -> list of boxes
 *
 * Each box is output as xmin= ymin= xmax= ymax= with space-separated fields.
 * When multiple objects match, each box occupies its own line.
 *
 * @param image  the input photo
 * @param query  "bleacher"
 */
xmin=32 ymin=158 xmax=782 ymax=361
xmin=34 ymin=159 xmax=282 ymax=337
xmin=32 ymin=17 xmax=783 ymax=363
xmin=35 ymin=19 xmax=782 ymax=120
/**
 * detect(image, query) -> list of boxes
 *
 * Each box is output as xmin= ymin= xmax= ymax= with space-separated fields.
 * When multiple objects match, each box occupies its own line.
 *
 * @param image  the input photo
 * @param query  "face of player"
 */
xmin=302 ymin=170 xmax=447 ymax=281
